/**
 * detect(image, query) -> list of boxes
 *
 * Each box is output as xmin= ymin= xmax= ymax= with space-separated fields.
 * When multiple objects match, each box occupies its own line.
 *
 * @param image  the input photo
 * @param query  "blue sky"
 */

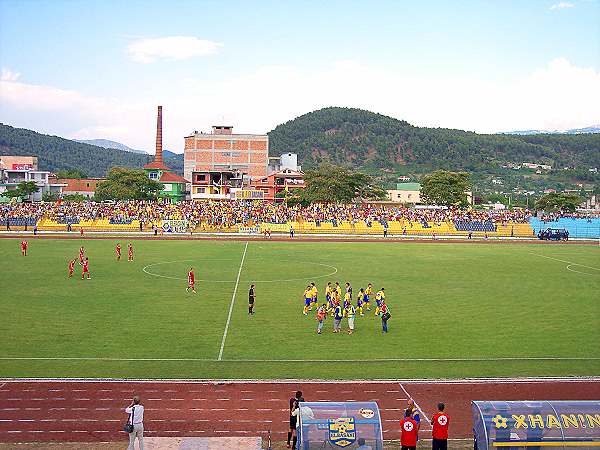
xmin=1 ymin=0 xmax=599 ymax=153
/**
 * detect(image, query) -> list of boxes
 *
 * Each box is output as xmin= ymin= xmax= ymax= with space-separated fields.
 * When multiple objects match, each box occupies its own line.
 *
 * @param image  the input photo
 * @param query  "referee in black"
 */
xmin=248 ymin=284 xmax=255 ymax=315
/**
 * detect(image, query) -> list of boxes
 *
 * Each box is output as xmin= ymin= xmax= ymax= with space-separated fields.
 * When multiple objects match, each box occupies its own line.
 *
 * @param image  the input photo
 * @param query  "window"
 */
xmin=196 ymin=174 xmax=206 ymax=182
xmin=149 ymin=172 xmax=158 ymax=180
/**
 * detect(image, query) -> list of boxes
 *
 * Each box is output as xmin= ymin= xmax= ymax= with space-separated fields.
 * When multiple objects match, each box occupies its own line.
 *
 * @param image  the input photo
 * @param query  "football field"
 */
xmin=0 ymin=237 xmax=598 ymax=379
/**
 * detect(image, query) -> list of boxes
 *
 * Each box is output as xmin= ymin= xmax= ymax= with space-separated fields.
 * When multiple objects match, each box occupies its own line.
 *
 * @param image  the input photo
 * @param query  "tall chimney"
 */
xmin=155 ymin=105 xmax=163 ymax=164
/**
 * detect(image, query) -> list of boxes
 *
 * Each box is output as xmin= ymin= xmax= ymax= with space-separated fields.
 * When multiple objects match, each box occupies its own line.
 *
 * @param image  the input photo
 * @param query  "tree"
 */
xmin=94 ymin=167 xmax=163 ymax=201
xmin=420 ymin=170 xmax=471 ymax=206
xmin=4 ymin=181 xmax=39 ymax=201
xmin=42 ymin=192 xmax=59 ymax=202
xmin=301 ymin=163 xmax=386 ymax=203
xmin=56 ymin=169 xmax=87 ymax=179
xmin=535 ymin=192 xmax=582 ymax=212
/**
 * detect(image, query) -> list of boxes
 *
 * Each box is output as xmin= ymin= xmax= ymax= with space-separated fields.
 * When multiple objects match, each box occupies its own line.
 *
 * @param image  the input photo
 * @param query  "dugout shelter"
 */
xmin=296 ymin=401 xmax=383 ymax=449
xmin=472 ymin=400 xmax=600 ymax=449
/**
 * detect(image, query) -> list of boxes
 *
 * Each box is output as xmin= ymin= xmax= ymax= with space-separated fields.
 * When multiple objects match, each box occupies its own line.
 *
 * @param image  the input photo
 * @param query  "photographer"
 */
xmin=124 ymin=396 xmax=144 ymax=450
xmin=287 ymin=391 xmax=302 ymax=449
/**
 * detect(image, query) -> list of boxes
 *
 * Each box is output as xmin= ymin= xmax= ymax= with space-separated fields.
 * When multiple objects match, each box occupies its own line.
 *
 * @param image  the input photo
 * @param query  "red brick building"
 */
xmin=184 ymin=126 xmax=268 ymax=199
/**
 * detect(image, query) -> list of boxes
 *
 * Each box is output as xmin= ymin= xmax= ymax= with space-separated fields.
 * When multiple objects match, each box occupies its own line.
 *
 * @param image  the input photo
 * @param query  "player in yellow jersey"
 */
xmin=303 ymin=285 xmax=313 ymax=315
xmin=325 ymin=282 xmax=333 ymax=311
xmin=364 ymin=283 xmax=373 ymax=311
xmin=356 ymin=288 xmax=365 ymax=316
xmin=343 ymin=291 xmax=351 ymax=317
xmin=375 ymin=288 xmax=385 ymax=316
xmin=335 ymin=282 xmax=342 ymax=299
xmin=310 ymin=282 xmax=319 ymax=309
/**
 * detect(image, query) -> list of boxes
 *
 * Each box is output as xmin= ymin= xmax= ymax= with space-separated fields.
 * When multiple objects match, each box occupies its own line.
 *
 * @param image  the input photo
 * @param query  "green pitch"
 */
xmin=0 ymin=238 xmax=598 ymax=379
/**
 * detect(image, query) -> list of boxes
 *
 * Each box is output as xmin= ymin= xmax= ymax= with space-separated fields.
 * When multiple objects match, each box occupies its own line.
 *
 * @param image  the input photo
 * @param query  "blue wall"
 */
xmin=529 ymin=217 xmax=600 ymax=238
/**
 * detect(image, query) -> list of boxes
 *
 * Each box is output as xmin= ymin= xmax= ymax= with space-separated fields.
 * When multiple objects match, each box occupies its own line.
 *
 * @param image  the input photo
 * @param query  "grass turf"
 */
xmin=0 ymin=238 xmax=598 ymax=379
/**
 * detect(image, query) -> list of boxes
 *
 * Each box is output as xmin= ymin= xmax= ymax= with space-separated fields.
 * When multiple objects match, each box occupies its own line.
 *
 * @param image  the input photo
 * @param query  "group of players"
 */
xmin=303 ymin=281 xmax=388 ymax=334
xmin=66 ymin=242 xmax=134 ymax=279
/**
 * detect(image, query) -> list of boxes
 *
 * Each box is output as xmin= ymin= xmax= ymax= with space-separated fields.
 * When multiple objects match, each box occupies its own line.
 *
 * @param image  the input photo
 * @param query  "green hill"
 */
xmin=0 ymin=124 xmax=183 ymax=177
xmin=268 ymin=107 xmax=600 ymax=172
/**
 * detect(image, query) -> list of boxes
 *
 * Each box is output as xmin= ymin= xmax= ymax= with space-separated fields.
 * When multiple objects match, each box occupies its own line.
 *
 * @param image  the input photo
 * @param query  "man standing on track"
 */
xmin=287 ymin=390 xmax=302 ymax=448
xmin=432 ymin=402 xmax=450 ymax=450
xmin=405 ymin=399 xmax=421 ymax=434
xmin=187 ymin=267 xmax=196 ymax=293
xmin=125 ymin=395 xmax=144 ymax=450
xmin=248 ymin=284 xmax=255 ymax=314
xmin=400 ymin=409 xmax=418 ymax=450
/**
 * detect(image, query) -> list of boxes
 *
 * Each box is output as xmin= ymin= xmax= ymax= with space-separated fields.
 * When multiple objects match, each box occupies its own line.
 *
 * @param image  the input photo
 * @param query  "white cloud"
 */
xmin=550 ymin=2 xmax=574 ymax=10
xmin=1 ymin=68 xmax=20 ymax=81
xmin=127 ymin=36 xmax=223 ymax=63
xmin=1 ymin=58 xmax=598 ymax=153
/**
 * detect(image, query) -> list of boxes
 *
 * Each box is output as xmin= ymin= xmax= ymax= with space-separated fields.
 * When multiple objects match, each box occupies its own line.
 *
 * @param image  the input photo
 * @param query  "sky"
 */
xmin=0 ymin=0 xmax=599 ymax=154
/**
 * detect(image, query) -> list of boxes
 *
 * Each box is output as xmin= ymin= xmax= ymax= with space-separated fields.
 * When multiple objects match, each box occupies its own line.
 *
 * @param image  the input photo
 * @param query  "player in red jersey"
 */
xmin=127 ymin=243 xmax=134 ymax=262
xmin=80 ymin=227 xmax=84 ymax=237
xmin=68 ymin=259 xmax=76 ymax=278
xmin=115 ymin=243 xmax=121 ymax=261
xmin=81 ymin=257 xmax=91 ymax=280
xmin=186 ymin=267 xmax=196 ymax=293
xmin=400 ymin=409 xmax=419 ymax=450
xmin=431 ymin=403 xmax=450 ymax=450
xmin=79 ymin=246 xmax=85 ymax=263
xmin=21 ymin=240 xmax=28 ymax=256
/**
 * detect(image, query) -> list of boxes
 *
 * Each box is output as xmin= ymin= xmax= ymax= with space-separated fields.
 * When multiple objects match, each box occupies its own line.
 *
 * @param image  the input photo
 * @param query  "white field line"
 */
xmin=218 ymin=241 xmax=248 ymax=361
xmin=530 ymin=253 xmax=600 ymax=272
xmin=142 ymin=258 xmax=337 ymax=283
xmin=399 ymin=383 xmax=432 ymax=426
xmin=0 ymin=356 xmax=598 ymax=362
xmin=1 ymin=377 xmax=598 ymax=384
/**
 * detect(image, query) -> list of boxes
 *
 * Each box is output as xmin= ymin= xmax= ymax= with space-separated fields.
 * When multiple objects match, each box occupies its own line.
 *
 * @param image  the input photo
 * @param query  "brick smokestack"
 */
xmin=155 ymin=105 xmax=163 ymax=164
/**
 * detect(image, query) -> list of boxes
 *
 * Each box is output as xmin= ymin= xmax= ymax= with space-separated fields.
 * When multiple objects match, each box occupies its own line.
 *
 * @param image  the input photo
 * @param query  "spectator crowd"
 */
xmin=0 ymin=200 xmax=542 ymax=228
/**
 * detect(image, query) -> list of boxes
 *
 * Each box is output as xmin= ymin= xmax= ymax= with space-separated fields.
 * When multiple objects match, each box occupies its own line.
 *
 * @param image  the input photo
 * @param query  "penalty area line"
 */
xmin=218 ymin=241 xmax=248 ymax=361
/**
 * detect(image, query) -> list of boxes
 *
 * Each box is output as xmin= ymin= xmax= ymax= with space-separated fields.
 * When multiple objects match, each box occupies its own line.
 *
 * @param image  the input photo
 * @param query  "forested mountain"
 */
xmin=0 ymin=124 xmax=183 ymax=177
xmin=268 ymin=107 xmax=600 ymax=172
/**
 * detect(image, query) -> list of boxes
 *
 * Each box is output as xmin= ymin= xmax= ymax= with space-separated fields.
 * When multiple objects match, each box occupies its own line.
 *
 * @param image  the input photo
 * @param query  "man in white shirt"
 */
xmin=125 ymin=396 xmax=144 ymax=450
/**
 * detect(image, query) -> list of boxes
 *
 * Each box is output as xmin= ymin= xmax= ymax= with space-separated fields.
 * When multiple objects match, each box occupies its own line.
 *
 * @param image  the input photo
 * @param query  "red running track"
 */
xmin=0 ymin=379 xmax=598 ymax=443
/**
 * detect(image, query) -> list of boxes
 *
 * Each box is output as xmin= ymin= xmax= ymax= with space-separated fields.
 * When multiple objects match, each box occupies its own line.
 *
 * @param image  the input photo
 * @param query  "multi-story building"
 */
xmin=0 ymin=156 xmax=65 ymax=201
xmin=184 ymin=126 xmax=268 ymax=200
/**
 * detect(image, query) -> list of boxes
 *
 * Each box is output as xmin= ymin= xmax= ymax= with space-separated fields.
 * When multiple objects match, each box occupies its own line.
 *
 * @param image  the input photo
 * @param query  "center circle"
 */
xmin=142 ymin=259 xmax=338 ymax=283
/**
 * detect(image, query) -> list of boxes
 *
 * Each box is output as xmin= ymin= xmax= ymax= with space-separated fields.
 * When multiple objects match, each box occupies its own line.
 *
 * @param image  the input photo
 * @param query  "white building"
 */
xmin=0 ymin=160 xmax=65 ymax=201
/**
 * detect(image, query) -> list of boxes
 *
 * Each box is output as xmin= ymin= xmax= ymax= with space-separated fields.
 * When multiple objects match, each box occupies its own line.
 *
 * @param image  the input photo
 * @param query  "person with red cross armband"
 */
xmin=432 ymin=402 xmax=450 ymax=450
xmin=399 ymin=409 xmax=418 ymax=450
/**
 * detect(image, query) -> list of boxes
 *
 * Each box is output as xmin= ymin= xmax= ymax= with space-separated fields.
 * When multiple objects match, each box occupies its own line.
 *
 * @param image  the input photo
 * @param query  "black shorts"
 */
xmin=432 ymin=439 xmax=448 ymax=450
xmin=289 ymin=415 xmax=297 ymax=429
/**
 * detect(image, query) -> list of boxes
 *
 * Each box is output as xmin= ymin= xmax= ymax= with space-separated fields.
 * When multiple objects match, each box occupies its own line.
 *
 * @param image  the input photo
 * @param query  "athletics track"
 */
xmin=0 ymin=378 xmax=598 ymax=443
